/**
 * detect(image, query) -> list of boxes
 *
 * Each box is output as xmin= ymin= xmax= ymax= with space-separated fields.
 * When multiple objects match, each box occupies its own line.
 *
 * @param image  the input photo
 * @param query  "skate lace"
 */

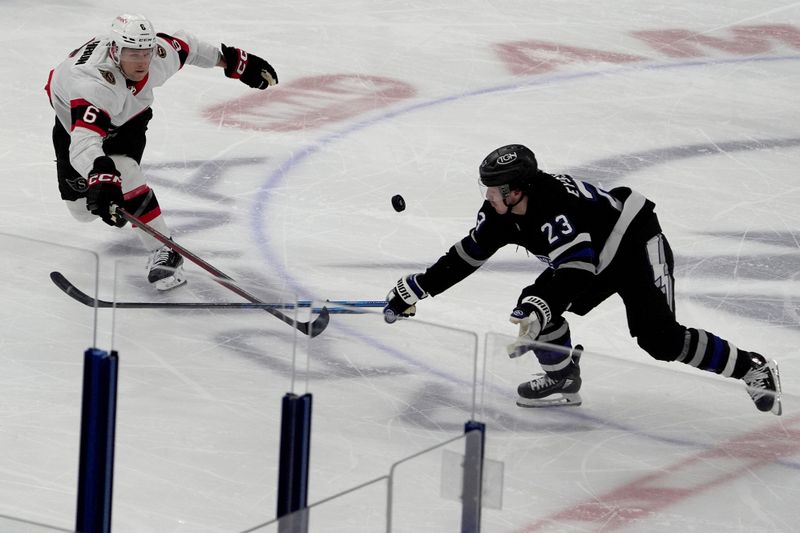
xmin=152 ymin=248 xmax=171 ymax=266
xmin=743 ymin=365 xmax=770 ymax=399
xmin=530 ymin=374 xmax=557 ymax=391
xmin=151 ymin=247 xmax=180 ymax=268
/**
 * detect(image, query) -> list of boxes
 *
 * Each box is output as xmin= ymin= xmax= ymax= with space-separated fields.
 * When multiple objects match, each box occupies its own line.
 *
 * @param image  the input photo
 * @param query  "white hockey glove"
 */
xmin=506 ymin=296 xmax=552 ymax=358
xmin=384 ymin=274 xmax=428 ymax=324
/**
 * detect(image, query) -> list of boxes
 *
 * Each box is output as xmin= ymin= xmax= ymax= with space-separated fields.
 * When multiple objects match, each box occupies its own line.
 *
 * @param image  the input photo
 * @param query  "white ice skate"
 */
xmin=146 ymin=244 xmax=186 ymax=291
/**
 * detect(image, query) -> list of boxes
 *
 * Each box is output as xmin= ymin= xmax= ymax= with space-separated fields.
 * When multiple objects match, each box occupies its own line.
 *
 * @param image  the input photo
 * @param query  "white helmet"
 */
xmin=109 ymin=14 xmax=156 ymax=63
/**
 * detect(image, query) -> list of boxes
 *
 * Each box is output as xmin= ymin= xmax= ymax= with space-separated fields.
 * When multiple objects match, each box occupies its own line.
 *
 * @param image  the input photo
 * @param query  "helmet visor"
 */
xmin=120 ymin=47 xmax=154 ymax=61
xmin=478 ymin=179 xmax=510 ymax=201
xmin=478 ymin=178 xmax=487 ymax=199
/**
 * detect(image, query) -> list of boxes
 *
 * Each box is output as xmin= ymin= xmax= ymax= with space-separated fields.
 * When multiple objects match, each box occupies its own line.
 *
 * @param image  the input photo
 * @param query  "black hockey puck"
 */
xmin=391 ymin=194 xmax=406 ymax=212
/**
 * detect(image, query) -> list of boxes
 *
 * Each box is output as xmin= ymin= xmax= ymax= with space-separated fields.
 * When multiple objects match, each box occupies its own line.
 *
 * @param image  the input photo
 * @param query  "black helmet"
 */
xmin=479 ymin=144 xmax=537 ymax=194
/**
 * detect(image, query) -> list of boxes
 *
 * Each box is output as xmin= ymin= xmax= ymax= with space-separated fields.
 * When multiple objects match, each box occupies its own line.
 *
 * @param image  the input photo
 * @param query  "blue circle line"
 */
xmin=253 ymin=53 xmax=800 ymax=282
xmin=250 ymin=53 xmax=800 ymax=450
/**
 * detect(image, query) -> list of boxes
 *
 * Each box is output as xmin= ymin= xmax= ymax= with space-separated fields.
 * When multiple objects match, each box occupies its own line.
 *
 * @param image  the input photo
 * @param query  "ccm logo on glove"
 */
xmin=221 ymin=43 xmax=278 ymax=90
xmin=88 ymin=173 xmax=122 ymax=186
xmin=234 ymin=49 xmax=247 ymax=76
xmin=85 ymin=156 xmax=126 ymax=228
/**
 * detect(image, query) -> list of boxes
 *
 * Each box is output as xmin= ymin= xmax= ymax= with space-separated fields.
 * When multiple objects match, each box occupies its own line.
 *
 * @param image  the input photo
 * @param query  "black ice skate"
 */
xmin=517 ymin=346 xmax=583 ymax=408
xmin=147 ymin=243 xmax=186 ymax=291
xmin=742 ymin=353 xmax=782 ymax=416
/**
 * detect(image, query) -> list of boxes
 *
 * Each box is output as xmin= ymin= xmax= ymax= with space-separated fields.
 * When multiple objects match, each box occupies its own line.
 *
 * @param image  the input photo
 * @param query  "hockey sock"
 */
xmin=123 ymin=187 xmax=172 ymax=251
xmin=676 ymin=328 xmax=752 ymax=379
xmin=533 ymin=317 xmax=576 ymax=379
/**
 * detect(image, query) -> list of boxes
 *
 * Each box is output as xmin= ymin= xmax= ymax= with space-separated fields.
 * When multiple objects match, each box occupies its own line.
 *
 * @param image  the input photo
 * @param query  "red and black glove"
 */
xmin=85 ymin=156 xmax=126 ymax=227
xmin=221 ymin=43 xmax=278 ymax=90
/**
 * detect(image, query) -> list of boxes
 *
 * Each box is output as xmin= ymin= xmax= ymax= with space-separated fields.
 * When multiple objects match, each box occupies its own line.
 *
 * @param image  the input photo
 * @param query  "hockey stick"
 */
xmin=112 ymin=206 xmax=329 ymax=337
xmin=50 ymin=271 xmax=382 ymax=314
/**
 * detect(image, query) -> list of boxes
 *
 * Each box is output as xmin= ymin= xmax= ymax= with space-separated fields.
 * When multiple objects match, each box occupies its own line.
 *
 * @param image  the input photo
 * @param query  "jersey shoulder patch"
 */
xmin=156 ymin=32 xmax=190 ymax=67
xmin=97 ymin=68 xmax=117 ymax=86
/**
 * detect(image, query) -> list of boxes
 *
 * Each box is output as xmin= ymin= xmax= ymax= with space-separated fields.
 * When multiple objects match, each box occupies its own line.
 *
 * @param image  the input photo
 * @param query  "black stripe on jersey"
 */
xmin=157 ymin=33 xmax=190 ymax=68
xmin=70 ymin=99 xmax=111 ymax=137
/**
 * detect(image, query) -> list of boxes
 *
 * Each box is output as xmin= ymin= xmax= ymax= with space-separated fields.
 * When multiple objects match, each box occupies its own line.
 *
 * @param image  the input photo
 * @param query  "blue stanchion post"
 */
xmin=75 ymin=348 xmax=119 ymax=533
xmin=461 ymin=420 xmax=485 ymax=533
xmin=276 ymin=392 xmax=313 ymax=532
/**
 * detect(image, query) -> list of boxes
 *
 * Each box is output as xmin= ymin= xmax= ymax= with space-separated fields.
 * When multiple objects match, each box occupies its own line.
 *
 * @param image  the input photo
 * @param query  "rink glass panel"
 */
xmin=0 ymin=234 xmax=99 ymax=530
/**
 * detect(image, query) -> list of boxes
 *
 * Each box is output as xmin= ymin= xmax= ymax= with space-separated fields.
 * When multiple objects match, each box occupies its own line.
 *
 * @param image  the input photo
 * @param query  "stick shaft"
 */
xmin=114 ymin=207 xmax=329 ymax=336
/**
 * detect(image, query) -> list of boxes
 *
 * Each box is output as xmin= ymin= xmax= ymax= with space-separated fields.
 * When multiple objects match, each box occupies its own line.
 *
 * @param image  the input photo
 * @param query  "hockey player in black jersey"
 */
xmin=384 ymin=144 xmax=782 ymax=415
xmin=47 ymin=14 xmax=278 ymax=290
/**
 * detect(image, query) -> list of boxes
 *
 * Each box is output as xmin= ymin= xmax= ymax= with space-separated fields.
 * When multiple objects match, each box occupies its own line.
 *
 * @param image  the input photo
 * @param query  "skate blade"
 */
xmin=771 ymin=397 xmax=782 ymax=416
xmin=516 ymin=392 xmax=582 ymax=408
xmin=769 ymin=361 xmax=782 ymax=416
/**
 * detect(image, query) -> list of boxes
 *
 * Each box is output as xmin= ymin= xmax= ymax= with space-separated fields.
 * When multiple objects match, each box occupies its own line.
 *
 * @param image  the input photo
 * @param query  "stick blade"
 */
xmin=50 ymin=271 xmax=102 ymax=307
xmin=308 ymin=306 xmax=331 ymax=337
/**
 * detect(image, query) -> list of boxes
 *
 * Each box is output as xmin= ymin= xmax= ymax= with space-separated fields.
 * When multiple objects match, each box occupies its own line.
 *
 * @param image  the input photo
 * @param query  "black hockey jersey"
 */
xmin=419 ymin=172 xmax=660 ymax=318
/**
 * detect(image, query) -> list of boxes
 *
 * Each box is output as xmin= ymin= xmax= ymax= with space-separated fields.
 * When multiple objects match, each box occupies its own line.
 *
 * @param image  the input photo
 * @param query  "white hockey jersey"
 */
xmin=46 ymin=31 xmax=221 ymax=177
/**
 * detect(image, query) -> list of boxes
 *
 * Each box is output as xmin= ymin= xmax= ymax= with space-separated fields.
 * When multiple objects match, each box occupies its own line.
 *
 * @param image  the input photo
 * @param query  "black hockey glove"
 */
xmin=221 ymin=44 xmax=278 ymax=90
xmin=384 ymin=274 xmax=428 ymax=324
xmin=85 ymin=156 xmax=126 ymax=227
xmin=507 ymin=295 xmax=552 ymax=358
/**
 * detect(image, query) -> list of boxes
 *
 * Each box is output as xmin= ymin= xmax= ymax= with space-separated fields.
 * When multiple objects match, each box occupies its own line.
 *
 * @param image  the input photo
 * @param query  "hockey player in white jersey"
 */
xmin=384 ymin=144 xmax=782 ymax=416
xmin=46 ymin=14 xmax=278 ymax=290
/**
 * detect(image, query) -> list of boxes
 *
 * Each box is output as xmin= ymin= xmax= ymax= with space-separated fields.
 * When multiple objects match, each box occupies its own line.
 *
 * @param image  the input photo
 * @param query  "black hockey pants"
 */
xmin=538 ymin=231 xmax=753 ymax=380
xmin=53 ymin=108 xmax=152 ymax=201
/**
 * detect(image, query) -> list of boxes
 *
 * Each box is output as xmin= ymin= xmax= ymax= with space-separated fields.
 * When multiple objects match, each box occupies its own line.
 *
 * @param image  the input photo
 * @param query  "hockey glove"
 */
xmin=85 ymin=156 xmax=126 ymax=227
xmin=506 ymin=296 xmax=552 ymax=358
xmin=221 ymin=44 xmax=278 ymax=90
xmin=384 ymin=274 xmax=428 ymax=324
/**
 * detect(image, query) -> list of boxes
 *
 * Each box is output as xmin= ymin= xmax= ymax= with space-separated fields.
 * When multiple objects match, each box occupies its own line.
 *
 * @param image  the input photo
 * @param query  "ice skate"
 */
xmin=517 ymin=347 xmax=582 ymax=408
xmin=146 ymin=243 xmax=186 ymax=291
xmin=742 ymin=353 xmax=782 ymax=416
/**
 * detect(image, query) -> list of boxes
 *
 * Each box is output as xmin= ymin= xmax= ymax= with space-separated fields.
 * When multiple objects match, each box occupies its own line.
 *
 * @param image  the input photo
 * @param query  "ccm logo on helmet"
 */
xmin=497 ymin=152 xmax=517 ymax=165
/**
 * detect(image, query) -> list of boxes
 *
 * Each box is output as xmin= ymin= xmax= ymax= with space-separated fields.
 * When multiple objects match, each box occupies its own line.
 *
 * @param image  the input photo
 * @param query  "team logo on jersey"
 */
xmin=157 ymin=45 xmax=167 ymax=58
xmin=98 ymin=69 xmax=116 ymax=85
xmin=66 ymin=176 xmax=88 ymax=193
xmin=497 ymin=152 xmax=517 ymax=165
